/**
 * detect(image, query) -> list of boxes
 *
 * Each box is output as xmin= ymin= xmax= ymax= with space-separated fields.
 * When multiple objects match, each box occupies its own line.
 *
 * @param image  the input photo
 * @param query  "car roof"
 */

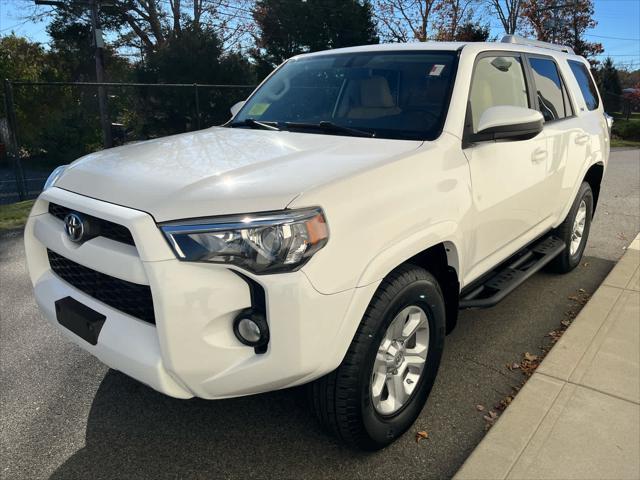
xmin=293 ymin=41 xmax=587 ymax=64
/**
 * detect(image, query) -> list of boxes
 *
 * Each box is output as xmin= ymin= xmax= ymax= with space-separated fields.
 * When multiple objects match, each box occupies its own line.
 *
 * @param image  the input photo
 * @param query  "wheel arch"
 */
xmin=584 ymin=162 xmax=604 ymax=212
xmin=313 ymin=231 xmax=463 ymax=380
xmin=404 ymin=242 xmax=460 ymax=334
xmin=357 ymin=235 xmax=461 ymax=336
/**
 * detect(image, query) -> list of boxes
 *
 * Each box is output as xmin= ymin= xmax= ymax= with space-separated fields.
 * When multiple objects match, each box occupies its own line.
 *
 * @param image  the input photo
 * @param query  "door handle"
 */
xmin=575 ymin=134 xmax=590 ymax=145
xmin=532 ymin=148 xmax=548 ymax=163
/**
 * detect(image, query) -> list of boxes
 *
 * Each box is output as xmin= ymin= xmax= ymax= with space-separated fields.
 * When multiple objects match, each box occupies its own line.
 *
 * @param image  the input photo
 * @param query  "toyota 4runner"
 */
xmin=25 ymin=35 xmax=610 ymax=450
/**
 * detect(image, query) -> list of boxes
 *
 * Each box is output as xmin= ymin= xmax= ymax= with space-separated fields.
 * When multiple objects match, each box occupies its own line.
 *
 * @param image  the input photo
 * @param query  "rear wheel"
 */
xmin=548 ymin=181 xmax=593 ymax=273
xmin=309 ymin=264 xmax=446 ymax=450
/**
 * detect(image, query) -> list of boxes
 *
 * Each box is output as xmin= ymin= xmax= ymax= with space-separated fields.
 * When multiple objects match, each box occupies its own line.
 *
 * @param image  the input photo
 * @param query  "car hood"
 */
xmin=56 ymin=127 xmax=422 ymax=222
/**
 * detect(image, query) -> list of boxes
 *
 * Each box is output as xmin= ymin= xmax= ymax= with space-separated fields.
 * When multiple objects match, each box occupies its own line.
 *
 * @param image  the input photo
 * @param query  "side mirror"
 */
xmin=230 ymin=100 xmax=246 ymax=117
xmin=471 ymin=106 xmax=543 ymax=143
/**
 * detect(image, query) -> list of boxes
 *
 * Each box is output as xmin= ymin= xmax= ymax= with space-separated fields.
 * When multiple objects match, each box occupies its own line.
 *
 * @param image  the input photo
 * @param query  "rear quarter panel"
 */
xmin=554 ymin=56 xmax=609 ymax=224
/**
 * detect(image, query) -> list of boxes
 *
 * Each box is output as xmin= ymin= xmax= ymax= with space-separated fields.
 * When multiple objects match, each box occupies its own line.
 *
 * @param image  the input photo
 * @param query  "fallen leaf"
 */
xmin=476 ymin=404 xmax=485 ymax=412
xmin=483 ymin=411 xmax=498 ymax=422
xmin=524 ymin=352 xmax=538 ymax=362
xmin=495 ymin=395 xmax=514 ymax=411
xmin=416 ymin=431 xmax=429 ymax=443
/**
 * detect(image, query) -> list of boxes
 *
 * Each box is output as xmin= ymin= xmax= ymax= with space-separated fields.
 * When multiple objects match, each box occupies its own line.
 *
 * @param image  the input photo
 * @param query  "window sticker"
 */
xmin=429 ymin=64 xmax=445 ymax=76
xmin=247 ymin=103 xmax=270 ymax=116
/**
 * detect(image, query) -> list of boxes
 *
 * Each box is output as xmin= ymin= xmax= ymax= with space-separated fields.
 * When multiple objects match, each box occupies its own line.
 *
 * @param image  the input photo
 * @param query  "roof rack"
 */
xmin=501 ymin=35 xmax=575 ymax=54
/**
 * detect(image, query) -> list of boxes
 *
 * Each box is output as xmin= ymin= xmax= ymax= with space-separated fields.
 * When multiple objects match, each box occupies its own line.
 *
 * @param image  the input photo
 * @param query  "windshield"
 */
xmin=232 ymin=51 xmax=458 ymax=141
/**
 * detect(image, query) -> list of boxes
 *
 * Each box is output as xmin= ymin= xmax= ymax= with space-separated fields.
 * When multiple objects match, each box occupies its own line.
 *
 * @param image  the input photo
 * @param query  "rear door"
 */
xmin=524 ymin=54 xmax=583 ymax=222
xmin=462 ymin=51 xmax=550 ymax=281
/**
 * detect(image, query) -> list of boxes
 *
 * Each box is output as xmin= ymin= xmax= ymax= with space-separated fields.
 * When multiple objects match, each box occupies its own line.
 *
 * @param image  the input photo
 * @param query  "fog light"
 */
xmin=233 ymin=309 xmax=269 ymax=348
xmin=238 ymin=318 xmax=261 ymax=343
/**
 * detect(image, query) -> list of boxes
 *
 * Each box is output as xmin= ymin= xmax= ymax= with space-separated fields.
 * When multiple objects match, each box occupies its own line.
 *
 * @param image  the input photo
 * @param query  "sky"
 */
xmin=0 ymin=0 xmax=639 ymax=69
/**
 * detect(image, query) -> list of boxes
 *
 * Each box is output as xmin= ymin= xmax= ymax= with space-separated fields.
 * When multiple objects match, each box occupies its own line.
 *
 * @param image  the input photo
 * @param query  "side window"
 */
xmin=469 ymin=55 xmax=529 ymax=132
xmin=568 ymin=60 xmax=600 ymax=111
xmin=529 ymin=57 xmax=573 ymax=121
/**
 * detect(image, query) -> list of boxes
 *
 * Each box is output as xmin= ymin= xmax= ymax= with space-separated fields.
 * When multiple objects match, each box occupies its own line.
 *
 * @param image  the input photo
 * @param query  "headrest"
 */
xmin=360 ymin=76 xmax=395 ymax=108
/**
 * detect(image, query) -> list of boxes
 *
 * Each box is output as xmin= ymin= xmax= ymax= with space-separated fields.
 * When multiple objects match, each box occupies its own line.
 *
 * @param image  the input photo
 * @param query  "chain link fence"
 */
xmin=1 ymin=81 xmax=637 ymax=205
xmin=1 ymin=80 xmax=255 ymax=204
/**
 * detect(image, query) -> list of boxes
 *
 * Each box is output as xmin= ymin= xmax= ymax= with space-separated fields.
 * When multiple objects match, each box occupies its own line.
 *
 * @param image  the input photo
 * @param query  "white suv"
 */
xmin=25 ymin=36 xmax=609 ymax=450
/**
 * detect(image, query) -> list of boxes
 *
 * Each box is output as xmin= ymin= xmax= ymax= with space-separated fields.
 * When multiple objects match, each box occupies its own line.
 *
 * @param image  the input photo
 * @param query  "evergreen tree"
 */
xmin=453 ymin=22 xmax=490 ymax=42
xmin=253 ymin=0 xmax=379 ymax=78
xmin=597 ymin=57 xmax=623 ymax=113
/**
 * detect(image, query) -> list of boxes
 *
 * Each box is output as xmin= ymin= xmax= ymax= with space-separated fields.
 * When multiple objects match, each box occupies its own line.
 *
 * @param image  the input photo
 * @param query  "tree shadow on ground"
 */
xmin=48 ymin=370 xmax=371 ymax=480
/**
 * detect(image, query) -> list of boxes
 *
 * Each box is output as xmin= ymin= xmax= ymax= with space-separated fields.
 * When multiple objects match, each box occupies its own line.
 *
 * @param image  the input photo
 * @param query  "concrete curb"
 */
xmin=454 ymin=234 xmax=640 ymax=480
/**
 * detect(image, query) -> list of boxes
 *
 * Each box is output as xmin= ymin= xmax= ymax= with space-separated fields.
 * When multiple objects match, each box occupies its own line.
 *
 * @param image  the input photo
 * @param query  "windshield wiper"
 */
xmin=284 ymin=121 xmax=375 ymax=138
xmin=229 ymin=118 xmax=281 ymax=131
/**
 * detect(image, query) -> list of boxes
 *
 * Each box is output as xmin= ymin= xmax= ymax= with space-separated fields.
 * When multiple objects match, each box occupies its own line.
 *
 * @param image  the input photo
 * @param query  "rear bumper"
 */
xmin=25 ymin=188 xmax=376 ymax=399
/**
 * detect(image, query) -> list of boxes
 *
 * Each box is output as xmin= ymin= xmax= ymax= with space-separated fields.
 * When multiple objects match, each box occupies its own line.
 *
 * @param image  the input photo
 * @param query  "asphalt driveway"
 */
xmin=1 ymin=149 xmax=638 ymax=480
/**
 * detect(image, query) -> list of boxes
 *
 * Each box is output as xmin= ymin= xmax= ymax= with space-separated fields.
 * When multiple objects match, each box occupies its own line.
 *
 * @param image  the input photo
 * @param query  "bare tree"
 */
xmin=23 ymin=0 xmax=256 ymax=54
xmin=374 ymin=0 xmax=440 ymax=42
xmin=520 ymin=0 xmax=603 ymax=60
xmin=432 ymin=0 xmax=478 ymax=41
xmin=487 ymin=0 xmax=522 ymax=35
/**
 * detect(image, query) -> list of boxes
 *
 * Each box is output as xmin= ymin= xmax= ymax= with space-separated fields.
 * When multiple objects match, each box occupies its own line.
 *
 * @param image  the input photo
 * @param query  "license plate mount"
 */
xmin=55 ymin=296 xmax=106 ymax=345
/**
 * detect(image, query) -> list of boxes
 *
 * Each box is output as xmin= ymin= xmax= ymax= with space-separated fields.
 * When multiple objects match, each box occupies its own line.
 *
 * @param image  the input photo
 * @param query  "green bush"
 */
xmin=612 ymin=119 xmax=640 ymax=141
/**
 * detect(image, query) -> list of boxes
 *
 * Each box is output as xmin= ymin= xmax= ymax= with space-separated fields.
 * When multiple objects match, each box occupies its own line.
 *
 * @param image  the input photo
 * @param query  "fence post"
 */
xmin=3 ymin=79 xmax=27 ymax=201
xmin=194 ymin=83 xmax=202 ymax=130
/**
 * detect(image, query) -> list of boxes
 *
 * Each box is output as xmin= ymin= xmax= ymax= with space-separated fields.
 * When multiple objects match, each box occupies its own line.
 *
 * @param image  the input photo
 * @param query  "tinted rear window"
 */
xmin=529 ymin=57 xmax=573 ymax=121
xmin=568 ymin=60 xmax=599 ymax=111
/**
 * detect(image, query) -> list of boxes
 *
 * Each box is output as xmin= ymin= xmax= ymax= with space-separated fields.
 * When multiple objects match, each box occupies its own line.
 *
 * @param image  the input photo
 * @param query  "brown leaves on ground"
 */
xmin=546 ymin=288 xmax=591 ymax=348
xmin=415 ymin=431 xmax=429 ymax=443
xmin=477 ymin=287 xmax=593 ymax=434
xmin=505 ymin=352 xmax=539 ymax=377
xmin=495 ymin=395 xmax=514 ymax=412
xmin=482 ymin=410 xmax=499 ymax=430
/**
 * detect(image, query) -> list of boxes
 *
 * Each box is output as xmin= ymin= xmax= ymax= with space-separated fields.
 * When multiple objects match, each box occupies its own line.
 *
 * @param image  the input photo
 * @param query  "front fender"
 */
xmin=356 ymin=220 xmax=461 ymax=288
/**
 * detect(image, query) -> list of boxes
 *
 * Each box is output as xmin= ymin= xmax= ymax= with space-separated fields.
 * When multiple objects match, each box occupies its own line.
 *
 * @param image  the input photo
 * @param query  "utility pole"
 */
xmin=540 ymin=2 xmax=576 ymax=44
xmin=89 ymin=0 xmax=113 ymax=147
xmin=35 ymin=0 xmax=113 ymax=148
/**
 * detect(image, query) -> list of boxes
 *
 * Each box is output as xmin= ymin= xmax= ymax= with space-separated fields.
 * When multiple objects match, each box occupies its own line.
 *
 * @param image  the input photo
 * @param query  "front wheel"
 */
xmin=308 ymin=264 xmax=446 ymax=450
xmin=548 ymin=181 xmax=594 ymax=273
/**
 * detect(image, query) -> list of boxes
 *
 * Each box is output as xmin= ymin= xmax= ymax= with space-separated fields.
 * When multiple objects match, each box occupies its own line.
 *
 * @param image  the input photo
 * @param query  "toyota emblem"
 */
xmin=64 ymin=213 xmax=84 ymax=243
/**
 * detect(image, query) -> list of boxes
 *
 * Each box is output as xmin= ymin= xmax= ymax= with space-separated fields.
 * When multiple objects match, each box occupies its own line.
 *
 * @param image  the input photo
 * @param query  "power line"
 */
xmin=594 ymin=54 xmax=640 ymax=57
xmin=586 ymin=33 xmax=640 ymax=41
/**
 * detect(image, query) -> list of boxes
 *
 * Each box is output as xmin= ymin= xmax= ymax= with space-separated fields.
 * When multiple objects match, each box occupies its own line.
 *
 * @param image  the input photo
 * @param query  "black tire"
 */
xmin=308 ymin=264 xmax=446 ymax=450
xmin=548 ymin=181 xmax=594 ymax=273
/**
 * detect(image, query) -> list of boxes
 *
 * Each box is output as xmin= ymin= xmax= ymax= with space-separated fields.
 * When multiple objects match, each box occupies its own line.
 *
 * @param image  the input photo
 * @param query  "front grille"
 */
xmin=48 ymin=249 xmax=155 ymax=324
xmin=48 ymin=203 xmax=136 ymax=246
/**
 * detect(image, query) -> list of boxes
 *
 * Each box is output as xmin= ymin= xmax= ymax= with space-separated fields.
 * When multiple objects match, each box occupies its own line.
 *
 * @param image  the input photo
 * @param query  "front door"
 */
xmin=462 ymin=52 xmax=550 ymax=282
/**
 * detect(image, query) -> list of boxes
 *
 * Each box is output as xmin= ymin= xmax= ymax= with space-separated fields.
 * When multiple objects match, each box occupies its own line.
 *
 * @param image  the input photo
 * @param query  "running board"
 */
xmin=459 ymin=236 xmax=565 ymax=309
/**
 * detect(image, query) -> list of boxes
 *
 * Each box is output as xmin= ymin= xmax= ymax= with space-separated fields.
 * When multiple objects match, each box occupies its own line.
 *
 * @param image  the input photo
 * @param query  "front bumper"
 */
xmin=25 ymin=188 xmax=374 ymax=399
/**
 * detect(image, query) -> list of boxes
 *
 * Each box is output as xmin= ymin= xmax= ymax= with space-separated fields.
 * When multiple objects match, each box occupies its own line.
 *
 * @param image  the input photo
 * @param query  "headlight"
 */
xmin=160 ymin=207 xmax=329 ymax=274
xmin=44 ymin=165 xmax=68 ymax=190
